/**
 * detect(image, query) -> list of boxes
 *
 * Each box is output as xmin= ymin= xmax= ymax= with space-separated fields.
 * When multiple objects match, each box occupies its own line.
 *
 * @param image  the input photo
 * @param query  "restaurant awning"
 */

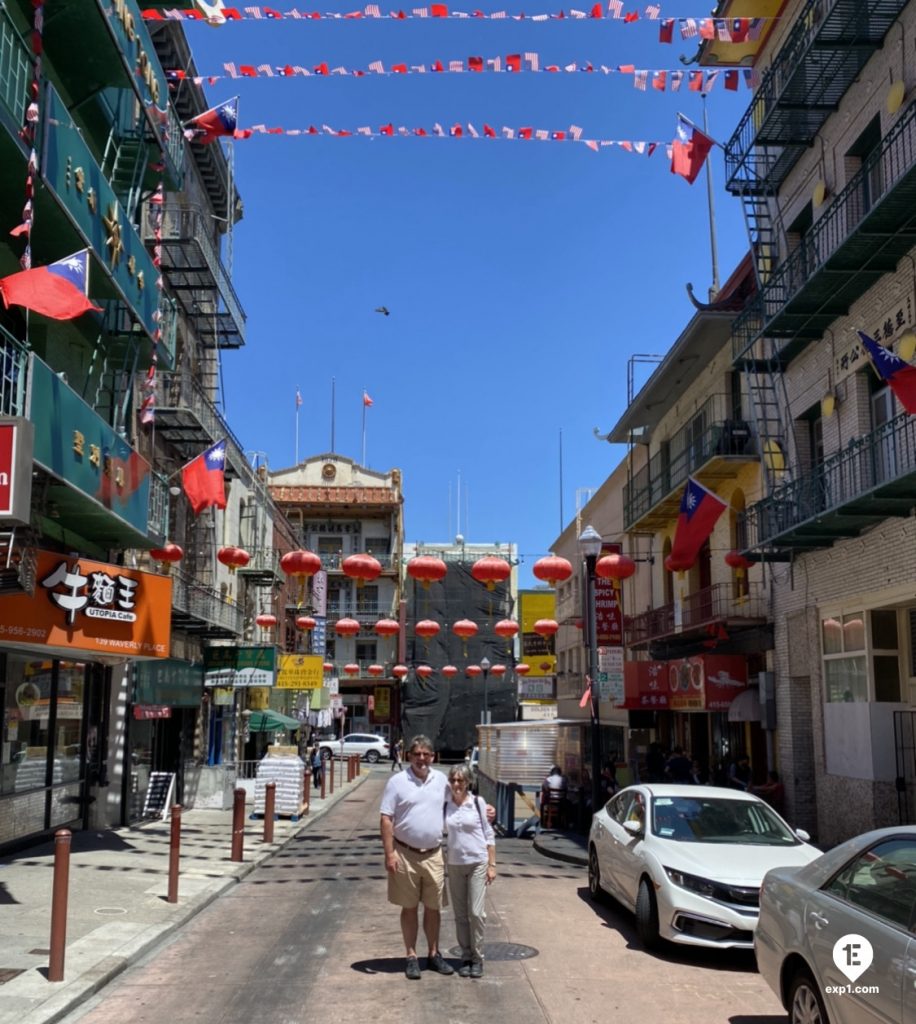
xmin=246 ymin=710 xmax=302 ymax=732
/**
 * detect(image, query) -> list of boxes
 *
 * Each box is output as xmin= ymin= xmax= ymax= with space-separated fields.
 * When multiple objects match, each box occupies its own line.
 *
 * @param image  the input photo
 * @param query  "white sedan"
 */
xmin=587 ymin=784 xmax=820 ymax=950
xmin=319 ymin=733 xmax=389 ymax=763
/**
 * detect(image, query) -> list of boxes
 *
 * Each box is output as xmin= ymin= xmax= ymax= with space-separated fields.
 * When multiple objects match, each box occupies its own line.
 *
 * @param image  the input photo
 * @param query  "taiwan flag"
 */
xmin=181 ymin=440 xmax=227 ymax=515
xmin=858 ymin=330 xmax=916 ymax=414
xmin=670 ymin=113 xmax=715 ymax=184
xmin=670 ymin=477 xmax=728 ymax=567
xmin=184 ymin=97 xmax=242 ymax=144
xmin=0 ymin=250 xmax=101 ymax=320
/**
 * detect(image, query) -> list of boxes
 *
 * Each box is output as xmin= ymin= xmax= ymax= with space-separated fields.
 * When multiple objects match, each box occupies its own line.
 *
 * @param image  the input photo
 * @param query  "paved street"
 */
xmin=58 ymin=771 xmax=787 ymax=1024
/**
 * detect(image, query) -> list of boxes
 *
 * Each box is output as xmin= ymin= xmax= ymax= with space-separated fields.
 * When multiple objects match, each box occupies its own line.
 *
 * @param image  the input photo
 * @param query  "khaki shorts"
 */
xmin=388 ymin=842 xmax=448 ymax=910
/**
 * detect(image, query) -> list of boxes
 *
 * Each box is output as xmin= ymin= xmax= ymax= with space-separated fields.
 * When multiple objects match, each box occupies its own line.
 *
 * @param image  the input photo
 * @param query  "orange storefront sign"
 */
xmin=0 ymin=549 xmax=171 ymax=658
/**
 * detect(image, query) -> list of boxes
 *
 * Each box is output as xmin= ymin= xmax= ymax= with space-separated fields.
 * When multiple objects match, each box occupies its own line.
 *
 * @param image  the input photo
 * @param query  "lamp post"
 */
xmin=480 ymin=656 xmax=491 ymax=725
xmin=578 ymin=524 xmax=603 ymax=819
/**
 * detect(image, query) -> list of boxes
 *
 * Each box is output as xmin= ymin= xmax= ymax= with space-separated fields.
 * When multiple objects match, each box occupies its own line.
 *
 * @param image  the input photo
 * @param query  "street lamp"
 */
xmin=578 ymin=524 xmax=603 ymax=819
xmin=480 ymin=656 xmax=491 ymax=725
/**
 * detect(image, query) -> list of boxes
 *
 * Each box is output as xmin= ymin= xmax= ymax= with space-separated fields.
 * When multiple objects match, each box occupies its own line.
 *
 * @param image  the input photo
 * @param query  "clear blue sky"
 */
xmin=179 ymin=11 xmax=750 ymax=585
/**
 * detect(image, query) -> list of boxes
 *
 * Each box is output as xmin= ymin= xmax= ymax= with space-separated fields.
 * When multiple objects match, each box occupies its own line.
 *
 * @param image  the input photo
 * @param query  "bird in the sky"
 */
xmin=374 ymin=306 xmax=390 ymax=316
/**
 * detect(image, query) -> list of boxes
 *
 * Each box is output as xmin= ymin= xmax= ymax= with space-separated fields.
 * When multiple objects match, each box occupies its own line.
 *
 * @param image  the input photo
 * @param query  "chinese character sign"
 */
xmin=0 ymin=549 xmax=170 ymax=657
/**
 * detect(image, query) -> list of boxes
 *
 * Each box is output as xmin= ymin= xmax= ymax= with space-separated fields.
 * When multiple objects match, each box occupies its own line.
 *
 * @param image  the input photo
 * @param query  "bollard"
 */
xmin=263 ymin=782 xmax=276 ymax=844
xmin=231 ymin=787 xmax=245 ymax=862
xmin=167 ymin=805 xmax=182 ymax=904
xmin=303 ymin=769 xmax=311 ymax=812
xmin=48 ymin=829 xmax=72 ymax=982
xmin=347 ymin=756 xmax=353 ymax=783
xmin=355 ymin=755 xmax=361 ymax=777
xmin=320 ymin=764 xmax=326 ymax=800
xmin=329 ymin=756 xmax=335 ymax=794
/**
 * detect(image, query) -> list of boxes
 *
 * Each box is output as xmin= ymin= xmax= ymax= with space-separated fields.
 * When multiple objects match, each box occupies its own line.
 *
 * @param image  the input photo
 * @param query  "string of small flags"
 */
xmin=143 ymin=5 xmax=771 ymax=43
xmin=237 ymin=121 xmax=671 ymax=151
xmin=11 ymin=0 xmax=43 ymax=270
xmin=184 ymin=61 xmax=752 ymax=92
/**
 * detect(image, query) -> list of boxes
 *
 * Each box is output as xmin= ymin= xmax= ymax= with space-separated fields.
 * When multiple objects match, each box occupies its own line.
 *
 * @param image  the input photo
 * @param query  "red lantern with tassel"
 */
xmin=490 ymin=664 xmax=507 ymax=677
xmin=532 ymin=555 xmax=573 ymax=587
xmin=515 ymin=663 xmax=531 ymax=676
xmin=334 ymin=618 xmax=361 ymax=637
xmin=392 ymin=664 xmax=409 ymax=680
xmin=323 ymin=662 xmax=335 ymax=673
xmin=465 ymin=665 xmax=482 ymax=678
xmin=406 ymin=555 xmax=447 ymax=588
xmin=344 ymin=663 xmax=360 ymax=677
xmin=416 ymin=665 xmax=434 ymax=680
xmin=255 ymin=613 xmax=277 ymax=630
xmin=296 ymin=615 xmax=316 ymax=632
xmin=494 ymin=619 xmax=519 ymax=641
xmin=533 ymin=619 xmax=559 ymax=638
xmin=367 ymin=664 xmax=385 ymax=678
xmin=342 ymin=553 xmax=382 ymax=587
xmin=218 ymin=545 xmax=249 ymax=573
xmin=441 ymin=665 xmax=458 ymax=679
xmin=471 ymin=556 xmax=511 ymax=591
xmin=595 ymin=553 xmax=636 ymax=581
xmin=415 ymin=619 xmax=441 ymax=640
xmin=150 ymin=543 xmax=183 ymax=570
xmin=280 ymin=549 xmax=322 ymax=605
xmin=725 ymin=550 xmax=752 ymax=578
xmin=374 ymin=618 xmax=400 ymax=638
xmin=664 ymin=553 xmax=694 ymax=574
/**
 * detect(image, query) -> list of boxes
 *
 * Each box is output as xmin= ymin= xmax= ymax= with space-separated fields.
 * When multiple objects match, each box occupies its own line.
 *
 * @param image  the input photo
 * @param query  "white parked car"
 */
xmin=756 ymin=825 xmax=916 ymax=1024
xmin=587 ymin=784 xmax=820 ymax=950
xmin=319 ymin=733 xmax=389 ymax=763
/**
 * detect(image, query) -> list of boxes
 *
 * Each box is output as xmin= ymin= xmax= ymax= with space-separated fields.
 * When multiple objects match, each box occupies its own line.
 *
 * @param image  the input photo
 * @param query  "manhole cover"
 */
xmin=447 ymin=942 xmax=538 ymax=961
xmin=94 ymin=907 xmax=128 ymax=916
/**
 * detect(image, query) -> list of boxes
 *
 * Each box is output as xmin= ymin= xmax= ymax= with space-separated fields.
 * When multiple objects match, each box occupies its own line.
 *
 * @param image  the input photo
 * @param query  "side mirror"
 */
xmin=623 ymin=819 xmax=643 ymax=837
xmin=795 ymin=828 xmax=811 ymax=843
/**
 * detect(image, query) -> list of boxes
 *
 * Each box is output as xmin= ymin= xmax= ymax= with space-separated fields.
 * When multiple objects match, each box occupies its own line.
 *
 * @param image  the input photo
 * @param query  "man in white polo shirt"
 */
xmin=380 ymin=734 xmax=494 ymax=981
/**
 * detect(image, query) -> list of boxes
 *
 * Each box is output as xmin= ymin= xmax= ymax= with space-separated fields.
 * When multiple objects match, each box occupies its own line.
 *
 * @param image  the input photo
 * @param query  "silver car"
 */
xmin=756 ymin=825 xmax=916 ymax=1023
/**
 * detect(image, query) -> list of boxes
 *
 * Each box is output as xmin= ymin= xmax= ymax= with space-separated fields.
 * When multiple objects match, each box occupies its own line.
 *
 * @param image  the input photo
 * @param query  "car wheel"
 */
xmin=365 ymin=750 xmax=380 ymax=763
xmin=320 ymin=747 xmax=332 ymax=761
xmin=788 ymin=970 xmax=829 ymax=1024
xmin=635 ymin=878 xmax=661 ymax=951
xmin=587 ymin=848 xmax=606 ymax=903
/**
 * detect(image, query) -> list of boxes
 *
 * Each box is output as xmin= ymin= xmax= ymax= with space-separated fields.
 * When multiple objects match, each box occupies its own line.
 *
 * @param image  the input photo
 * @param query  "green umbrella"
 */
xmin=246 ymin=710 xmax=302 ymax=733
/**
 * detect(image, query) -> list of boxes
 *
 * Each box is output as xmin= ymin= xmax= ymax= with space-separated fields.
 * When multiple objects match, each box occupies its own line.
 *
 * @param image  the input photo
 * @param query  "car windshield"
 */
xmin=650 ymin=796 xmax=799 ymax=845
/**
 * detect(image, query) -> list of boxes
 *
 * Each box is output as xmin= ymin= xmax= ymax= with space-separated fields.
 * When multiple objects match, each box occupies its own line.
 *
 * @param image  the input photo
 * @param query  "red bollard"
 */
xmin=320 ymin=764 xmax=326 ymax=800
xmin=329 ymin=757 xmax=335 ymax=794
xmin=303 ymin=769 xmax=311 ymax=812
xmin=48 ymin=829 xmax=71 ymax=982
xmin=230 ymin=787 xmax=245 ymax=862
xmin=347 ymin=756 xmax=353 ymax=783
xmin=167 ymin=805 xmax=182 ymax=904
xmin=263 ymin=782 xmax=276 ymax=844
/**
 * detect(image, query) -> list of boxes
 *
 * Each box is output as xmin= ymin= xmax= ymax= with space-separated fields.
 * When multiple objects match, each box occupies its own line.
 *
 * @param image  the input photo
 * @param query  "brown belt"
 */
xmin=395 ymin=838 xmax=440 ymax=856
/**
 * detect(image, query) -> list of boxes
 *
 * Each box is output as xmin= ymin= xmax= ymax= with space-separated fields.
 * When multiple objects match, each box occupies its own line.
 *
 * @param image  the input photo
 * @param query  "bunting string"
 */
xmin=143 ymin=6 xmax=771 ymax=43
xmin=234 ymin=120 xmax=670 ymax=151
xmin=176 ymin=61 xmax=752 ymax=92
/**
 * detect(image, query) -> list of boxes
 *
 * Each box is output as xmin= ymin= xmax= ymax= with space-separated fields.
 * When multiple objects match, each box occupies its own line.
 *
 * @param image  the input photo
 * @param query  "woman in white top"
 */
xmin=444 ymin=764 xmax=496 ymax=978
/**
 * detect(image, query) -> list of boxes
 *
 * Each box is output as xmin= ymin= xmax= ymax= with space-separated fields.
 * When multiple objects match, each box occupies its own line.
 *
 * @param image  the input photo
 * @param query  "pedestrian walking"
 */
xmin=310 ymin=746 xmax=323 ymax=789
xmin=379 ymin=734 xmax=494 ymax=981
xmin=443 ymin=764 xmax=495 ymax=979
xmin=391 ymin=738 xmax=404 ymax=772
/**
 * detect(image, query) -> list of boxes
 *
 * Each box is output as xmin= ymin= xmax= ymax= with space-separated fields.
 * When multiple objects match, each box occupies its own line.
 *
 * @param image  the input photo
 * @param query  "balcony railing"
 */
xmin=0 ymin=327 xmax=28 ymax=417
xmin=0 ymin=7 xmax=32 ymax=132
xmin=623 ymin=393 xmax=754 ymax=528
xmin=170 ymin=570 xmax=244 ymax=636
xmin=236 ymin=546 xmax=281 ymax=578
xmin=323 ymin=602 xmax=400 ymax=621
xmin=626 ymin=582 xmax=767 ymax=648
xmin=742 ymin=409 xmax=916 ymax=551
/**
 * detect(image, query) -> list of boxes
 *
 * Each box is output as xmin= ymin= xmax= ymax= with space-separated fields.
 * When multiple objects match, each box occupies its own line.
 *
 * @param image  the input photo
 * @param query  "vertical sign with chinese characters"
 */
xmin=595 ymin=543 xmax=624 ymax=704
xmin=0 ymin=550 xmax=170 ymax=656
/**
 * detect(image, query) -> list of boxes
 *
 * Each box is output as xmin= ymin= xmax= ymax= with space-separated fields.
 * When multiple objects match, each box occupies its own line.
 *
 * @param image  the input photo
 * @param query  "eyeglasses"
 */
xmin=410 ymin=751 xmax=433 ymax=759
xmin=449 ymin=778 xmax=466 ymax=785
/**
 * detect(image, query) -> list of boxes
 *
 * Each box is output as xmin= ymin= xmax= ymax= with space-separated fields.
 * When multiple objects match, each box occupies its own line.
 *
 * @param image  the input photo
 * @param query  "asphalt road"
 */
xmin=60 ymin=769 xmax=788 ymax=1024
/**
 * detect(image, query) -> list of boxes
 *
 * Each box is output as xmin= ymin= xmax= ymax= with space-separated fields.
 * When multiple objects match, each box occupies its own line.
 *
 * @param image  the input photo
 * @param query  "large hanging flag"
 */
xmin=0 ymin=250 xmax=101 ymax=320
xmin=184 ymin=96 xmax=245 ymax=143
xmin=670 ymin=112 xmax=714 ymax=184
xmin=181 ymin=439 xmax=227 ymax=514
xmin=670 ymin=477 xmax=728 ymax=567
xmin=858 ymin=330 xmax=916 ymax=414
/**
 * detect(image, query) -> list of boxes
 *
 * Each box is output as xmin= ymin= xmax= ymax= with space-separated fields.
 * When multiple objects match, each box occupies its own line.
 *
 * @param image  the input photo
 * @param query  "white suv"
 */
xmin=319 ymin=733 xmax=389 ymax=763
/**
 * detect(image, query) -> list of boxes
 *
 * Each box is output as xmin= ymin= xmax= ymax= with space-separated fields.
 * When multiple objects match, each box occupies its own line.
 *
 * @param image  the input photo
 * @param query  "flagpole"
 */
xmin=361 ymin=389 xmax=367 ymax=466
xmin=702 ymin=94 xmax=721 ymax=301
xmin=330 ymin=377 xmax=336 ymax=452
xmin=295 ymin=388 xmax=300 ymax=465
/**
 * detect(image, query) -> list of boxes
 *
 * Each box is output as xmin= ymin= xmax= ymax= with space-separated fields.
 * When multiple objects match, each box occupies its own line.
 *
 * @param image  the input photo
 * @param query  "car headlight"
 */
xmin=664 ymin=867 xmax=718 ymax=898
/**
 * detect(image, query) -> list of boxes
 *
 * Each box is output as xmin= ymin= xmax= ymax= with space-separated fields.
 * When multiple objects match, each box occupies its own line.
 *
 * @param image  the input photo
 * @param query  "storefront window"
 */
xmin=824 ymin=657 xmax=867 ymax=702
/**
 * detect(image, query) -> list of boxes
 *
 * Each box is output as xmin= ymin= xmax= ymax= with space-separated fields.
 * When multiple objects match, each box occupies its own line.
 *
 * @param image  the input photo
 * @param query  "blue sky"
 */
xmin=179 ymin=10 xmax=750 ymax=584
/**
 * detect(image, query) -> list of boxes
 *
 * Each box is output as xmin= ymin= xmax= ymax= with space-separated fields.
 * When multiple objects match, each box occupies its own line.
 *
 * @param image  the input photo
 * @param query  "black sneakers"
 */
xmin=405 ymin=956 xmax=421 ymax=980
xmin=469 ymin=961 xmax=483 ymax=979
xmin=458 ymin=961 xmax=473 ymax=977
xmin=427 ymin=952 xmax=455 ymax=975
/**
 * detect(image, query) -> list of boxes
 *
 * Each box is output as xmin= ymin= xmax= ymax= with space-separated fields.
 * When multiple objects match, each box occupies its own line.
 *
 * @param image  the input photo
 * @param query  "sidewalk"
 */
xmin=0 ymin=770 xmax=369 ymax=1024
xmin=532 ymin=827 xmax=588 ymax=867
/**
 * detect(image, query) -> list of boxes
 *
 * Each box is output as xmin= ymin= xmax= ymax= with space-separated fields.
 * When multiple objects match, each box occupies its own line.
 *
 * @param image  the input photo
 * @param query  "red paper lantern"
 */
xmin=441 ymin=665 xmax=458 ymax=679
xmin=334 ymin=617 xmax=361 ymax=637
xmin=217 ymin=545 xmax=249 ymax=573
xmin=374 ymin=618 xmax=400 ymax=638
xmin=150 ymin=542 xmax=183 ymax=565
xmin=392 ymin=664 xmax=409 ymax=680
xmin=344 ymin=663 xmax=360 ymax=677
xmin=416 ymin=665 xmax=434 ymax=679
xmin=367 ymin=664 xmax=385 ymax=678
xmin=471 ymin=556 xmax=511 ymax=591
xmin=490 ymin=664 xmax=507 ymax=677
xmin=452 ymin=619 xmax=479 ymax=640
xmin=323 ymin=662 xmax=335 ymax=673
xmin=595 ymin=553 xmax=636 ymax=581
xmin=539 ymin=661 xmax=553 ymax=672
xmin=466 ymin=665 xmax=482 ymax=678
xmin=725 ymin=550 xmax=752 ymax=575
xmin=255 ymin=613 xmax=277 ymax=629
xmin=342 ymin=552 xmax=382 ymax=587
xmin=494 ymin=619 xmax=519 ymax=640
xmin=415 ymin=619 xmax=441 ymax=640
xmin=296 ymin=615 xmax=316 ymax=632
xmin=532 ymin=555 xmax=573 ymax=587
xmin=574 ymin=618 xmax=584 ymax=631
xmin=280 ymin=549 xmax=322 ymax=605
xmin=533 ymin=618 xmax=559 ymax=638
xmin=665 ymin=553 xmax=694 ymax=573
xmin=407 ymin=555 xmax=447 ymax=588
xmin=515 ymin=663 xmax=531 ymax=676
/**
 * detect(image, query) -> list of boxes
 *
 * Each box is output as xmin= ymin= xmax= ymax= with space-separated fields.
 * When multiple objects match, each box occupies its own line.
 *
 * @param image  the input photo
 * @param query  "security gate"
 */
xmin=894 ymin=710 xmax=916 ymax=824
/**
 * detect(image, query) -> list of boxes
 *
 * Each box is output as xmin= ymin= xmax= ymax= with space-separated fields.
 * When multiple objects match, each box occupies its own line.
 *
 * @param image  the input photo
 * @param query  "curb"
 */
xmin=14 ymin=773 xmax=370 ymax=1024
xmin=532 ymin=832 xmax=589 ymax=867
